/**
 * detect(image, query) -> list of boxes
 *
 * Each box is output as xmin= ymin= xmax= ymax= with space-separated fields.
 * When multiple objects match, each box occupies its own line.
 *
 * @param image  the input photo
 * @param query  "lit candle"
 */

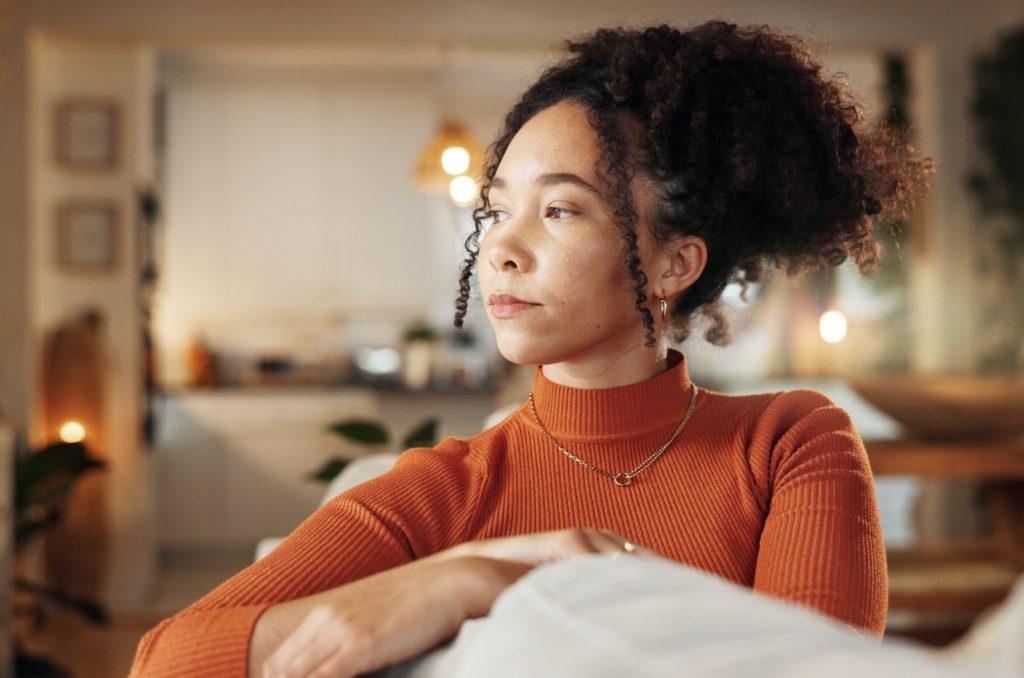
xmin=59 ymin=420 xmax=87 ymax=443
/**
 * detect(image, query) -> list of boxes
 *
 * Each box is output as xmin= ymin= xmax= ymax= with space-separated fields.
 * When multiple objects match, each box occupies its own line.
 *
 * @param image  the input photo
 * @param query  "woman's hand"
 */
xmin=256 ymin=555 xmax=528 ymax=678
xmin=440 ymin=528 xmax=657 ymax=565
xmin=253 ymin=529 xmax=648 ymax=677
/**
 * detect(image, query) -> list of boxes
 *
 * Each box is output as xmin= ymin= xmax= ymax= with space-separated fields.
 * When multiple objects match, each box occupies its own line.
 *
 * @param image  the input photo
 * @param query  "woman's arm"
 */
xmin=130 ymin=496 xmax=414 ymax=677
xmin=252 ymin=555 xmax=529 ymax=677
xmin=749 ymin=389 xmax=888 ymax=637
xmin=254 ymin=529 xmax=635 ymax=677
xmin=131 ymin=443 xmax=485 ymax=676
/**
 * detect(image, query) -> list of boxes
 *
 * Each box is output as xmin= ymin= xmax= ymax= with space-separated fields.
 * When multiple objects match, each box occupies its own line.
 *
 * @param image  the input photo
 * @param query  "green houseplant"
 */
xmin=867 ymin=53 xmax=915 ymax=374
xmin=967 ymin=25 xmax=1024 ymax=374
xmin=309 ymin=418 xmax=438 ymax=483
xmin=13 ymin=441 xmax=109 ymax=675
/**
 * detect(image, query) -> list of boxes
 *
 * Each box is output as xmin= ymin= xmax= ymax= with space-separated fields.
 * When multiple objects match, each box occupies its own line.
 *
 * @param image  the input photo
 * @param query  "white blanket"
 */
xmin=376 ymin=553 xmax=1023 ymax=678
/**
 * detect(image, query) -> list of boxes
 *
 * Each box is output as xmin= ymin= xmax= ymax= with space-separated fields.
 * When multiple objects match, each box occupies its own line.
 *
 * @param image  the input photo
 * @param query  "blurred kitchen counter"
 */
xmin=153 ymin=384 xmax=500 ymax=557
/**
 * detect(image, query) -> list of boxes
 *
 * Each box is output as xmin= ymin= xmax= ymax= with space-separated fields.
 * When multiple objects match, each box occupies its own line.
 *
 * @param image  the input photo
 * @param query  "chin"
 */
xmin=494 ymin=340 xmax=540 ymax=366
xmin=494 ymin=333 xmax=561 ymax=367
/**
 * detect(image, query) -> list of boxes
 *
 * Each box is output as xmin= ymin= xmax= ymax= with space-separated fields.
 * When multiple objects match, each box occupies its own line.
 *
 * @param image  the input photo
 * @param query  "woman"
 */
xmin=132 ymin=21 xmax=928 ymax=678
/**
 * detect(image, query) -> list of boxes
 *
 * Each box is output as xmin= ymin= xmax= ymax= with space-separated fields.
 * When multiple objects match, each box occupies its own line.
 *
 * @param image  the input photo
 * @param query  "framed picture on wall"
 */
xmin=57 ymin=201 xmax=119 ymax=273
xmin=54 ymin=99 xmax=120 ymax=170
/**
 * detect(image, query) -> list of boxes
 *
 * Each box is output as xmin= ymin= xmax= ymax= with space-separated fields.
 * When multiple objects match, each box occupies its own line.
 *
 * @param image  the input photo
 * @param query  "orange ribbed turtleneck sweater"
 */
xmin=131 ymin=351 xmax=887 ymax=676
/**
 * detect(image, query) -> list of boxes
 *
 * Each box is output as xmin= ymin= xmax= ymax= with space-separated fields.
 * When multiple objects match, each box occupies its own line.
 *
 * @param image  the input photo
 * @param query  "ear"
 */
xmin=655 ymin=235 xmax=707 ymax=301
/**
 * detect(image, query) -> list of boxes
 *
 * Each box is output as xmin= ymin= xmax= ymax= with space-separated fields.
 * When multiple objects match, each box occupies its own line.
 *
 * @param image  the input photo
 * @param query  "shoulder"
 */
xmin=698 ymin=385 xmax=854 ymax=440
xmin=687 ymin=387 xmax=838 ymax=449
xmin=758 ymin=388 xmax=854 ymax=436
xmin=711 ymin=387 xmax=867 ymax=500
xmin=338 ymin=433 xmax=493 ymax=543
xmin=747 ymin=387 xmax=862 ymax=461
xmin=388 ymin=407 xmax=522 ymax=481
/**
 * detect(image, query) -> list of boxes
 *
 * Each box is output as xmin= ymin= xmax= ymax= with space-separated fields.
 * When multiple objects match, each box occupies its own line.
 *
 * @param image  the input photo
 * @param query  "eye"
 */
xmin=546 ymin=206 xmax=579 ymax=220
xmin=477 ymin=208 xmax=509 ymax=237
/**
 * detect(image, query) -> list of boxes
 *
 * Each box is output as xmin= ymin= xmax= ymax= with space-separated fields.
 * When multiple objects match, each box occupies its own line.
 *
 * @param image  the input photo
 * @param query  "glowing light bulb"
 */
xmin=441 ymin=146 xmax=471 ymax=175
xmin=59 ymin=421 xmax=86 ymax=443
xmin=449 ymin=176 xmax=478 ymax=205
xmin=819 ymin=310 xmax=848 ymax=344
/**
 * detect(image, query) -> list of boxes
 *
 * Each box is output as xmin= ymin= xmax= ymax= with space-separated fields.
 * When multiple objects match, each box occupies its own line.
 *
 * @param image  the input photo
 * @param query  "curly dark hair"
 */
xmin=453 ymin=21 xmax=931 ymax=346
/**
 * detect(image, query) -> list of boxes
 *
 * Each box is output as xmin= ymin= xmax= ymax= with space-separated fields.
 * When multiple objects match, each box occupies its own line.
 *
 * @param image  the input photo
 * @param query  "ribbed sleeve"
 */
xmin=748 ymin=389 xmax=889 ymax=636
xmin=130 ymin=441 xmax=482 ymax=677
xmin=130 ymin=605 xmax=268 ymax=677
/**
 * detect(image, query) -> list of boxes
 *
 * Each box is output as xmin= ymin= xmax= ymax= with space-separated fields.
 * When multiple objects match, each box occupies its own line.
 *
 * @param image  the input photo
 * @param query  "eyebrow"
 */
xmin=490 ymin=173 xmax=603 ymax=198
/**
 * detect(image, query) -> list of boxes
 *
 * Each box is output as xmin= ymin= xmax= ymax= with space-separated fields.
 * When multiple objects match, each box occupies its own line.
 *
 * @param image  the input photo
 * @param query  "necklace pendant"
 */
xmin=529 ymin=385 xmax=697 ymax=489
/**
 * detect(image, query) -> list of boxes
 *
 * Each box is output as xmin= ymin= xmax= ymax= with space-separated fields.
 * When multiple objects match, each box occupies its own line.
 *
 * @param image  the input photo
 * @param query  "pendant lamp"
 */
xmin=413 ymin=121 xmax=485 ymax=205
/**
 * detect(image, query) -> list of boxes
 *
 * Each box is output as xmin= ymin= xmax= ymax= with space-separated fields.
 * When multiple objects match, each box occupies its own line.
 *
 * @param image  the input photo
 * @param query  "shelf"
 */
xmin=163 ymin=381 xmax=501 ymax=397
xmin=864 ymin=438 xmax=1024 ymax=479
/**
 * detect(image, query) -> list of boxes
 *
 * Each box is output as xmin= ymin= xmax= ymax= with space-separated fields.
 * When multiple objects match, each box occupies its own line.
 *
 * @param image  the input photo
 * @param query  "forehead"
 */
xmin=494 ymin=100 xmax=602 ymax=185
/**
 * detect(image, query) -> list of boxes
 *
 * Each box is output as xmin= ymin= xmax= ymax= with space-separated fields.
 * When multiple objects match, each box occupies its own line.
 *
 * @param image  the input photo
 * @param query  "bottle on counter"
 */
xmin=186 ymin=335 xmax=218 ymax=388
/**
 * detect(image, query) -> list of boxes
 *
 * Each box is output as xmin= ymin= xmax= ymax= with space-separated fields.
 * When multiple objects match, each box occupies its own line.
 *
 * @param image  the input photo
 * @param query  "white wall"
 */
xmin=154 ymin=50 xmax=518 ymax=383
xmin=28 ymin=36 xmax=157 ymax=608
xmin=0 ymin=3 xmax=30 ymax=432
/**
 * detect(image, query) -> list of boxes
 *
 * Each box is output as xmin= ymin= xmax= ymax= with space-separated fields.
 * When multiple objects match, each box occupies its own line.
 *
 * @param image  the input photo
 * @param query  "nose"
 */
xmin=482 ymin=214 xmax=533 ymax=273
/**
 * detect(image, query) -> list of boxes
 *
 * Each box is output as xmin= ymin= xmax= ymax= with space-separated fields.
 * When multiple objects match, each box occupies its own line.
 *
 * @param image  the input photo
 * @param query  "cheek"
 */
xmin=563 ymin=244 xmax=635 ymax=303
xmin=554 ymin=260 xmax=637 ymax=334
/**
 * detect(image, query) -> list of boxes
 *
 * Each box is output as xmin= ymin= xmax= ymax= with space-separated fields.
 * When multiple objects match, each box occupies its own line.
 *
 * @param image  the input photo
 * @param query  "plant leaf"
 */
xmin=402 ymin=419 xmax=438 ymax=449
xmin=14 ymin=577 xmax=110 ymax=626
xmin=16 ymin=442 xmax=104 ymax=487
xmin=15 ymin=513 xmax=62 ymax=553
xmin=327 ymin=420 xmax=389 ymax=446
xmin=15 ymin=443 xmax=105 ymax=513
xmin=307 ymin=457 xmax=352 ymax=483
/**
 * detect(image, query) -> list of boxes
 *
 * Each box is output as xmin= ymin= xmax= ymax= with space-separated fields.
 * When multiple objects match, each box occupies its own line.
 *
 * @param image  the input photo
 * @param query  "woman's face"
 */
xmin=478 ymin=100 xmax=664 ymax=369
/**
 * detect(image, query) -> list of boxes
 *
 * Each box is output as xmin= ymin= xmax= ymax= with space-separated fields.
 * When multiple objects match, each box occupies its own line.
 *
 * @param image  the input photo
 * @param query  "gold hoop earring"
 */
xmin=659 ymin=297 xmax=668 ymax=321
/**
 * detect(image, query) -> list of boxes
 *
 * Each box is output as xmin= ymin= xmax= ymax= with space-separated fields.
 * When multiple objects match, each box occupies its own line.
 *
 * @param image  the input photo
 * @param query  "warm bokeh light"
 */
xmin=449 ymin=175 xmax=478 ymax=205
xmin=819 ymin=310 xmax=848 ymax=344
xmin=440 ymin=146 xmax=470 ymax=175
xmin=59 ymin=420 xmax=87 ymax=443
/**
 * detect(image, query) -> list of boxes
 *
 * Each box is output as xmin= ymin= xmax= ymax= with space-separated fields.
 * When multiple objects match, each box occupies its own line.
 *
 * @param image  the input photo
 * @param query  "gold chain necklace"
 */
xmin=527 ymin=384 xmax=699 ymax=487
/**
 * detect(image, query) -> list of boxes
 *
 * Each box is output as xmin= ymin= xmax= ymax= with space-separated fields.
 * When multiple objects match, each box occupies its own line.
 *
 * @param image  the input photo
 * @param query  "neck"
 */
xmin=539 ymin=343 xmax=669 ymax=389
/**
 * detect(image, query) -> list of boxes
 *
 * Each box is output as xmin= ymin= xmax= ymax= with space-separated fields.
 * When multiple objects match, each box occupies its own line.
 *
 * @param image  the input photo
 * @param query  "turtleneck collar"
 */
xmin=526 ymin=349 xmax=694 ymax=440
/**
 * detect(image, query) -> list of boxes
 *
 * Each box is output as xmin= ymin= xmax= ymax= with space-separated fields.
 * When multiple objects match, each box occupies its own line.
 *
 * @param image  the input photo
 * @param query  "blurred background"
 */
xmin=2 ymin=0 xmax=1024 ymax=675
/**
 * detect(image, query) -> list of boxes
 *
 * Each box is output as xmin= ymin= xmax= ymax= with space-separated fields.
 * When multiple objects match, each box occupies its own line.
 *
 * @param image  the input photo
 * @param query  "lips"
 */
xmin=488 ymin=293 xmax=540 ymax=319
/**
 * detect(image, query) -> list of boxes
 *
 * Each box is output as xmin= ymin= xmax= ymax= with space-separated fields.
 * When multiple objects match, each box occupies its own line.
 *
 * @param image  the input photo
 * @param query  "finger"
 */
xmin=595 ymin=530 xmax=656 ymax=557
xmin=546 ymin=529 xmax=622 ymax=560
xmin=464 ymin=532 xmax=571 ymax=564
xmin=589 ymin=530 xmax=630 ymax=553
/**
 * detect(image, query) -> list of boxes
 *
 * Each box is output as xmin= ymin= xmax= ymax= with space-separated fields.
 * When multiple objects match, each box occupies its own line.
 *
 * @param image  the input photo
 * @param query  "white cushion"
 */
xmin=377 ymin=553 xmax=1024 ymax=678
